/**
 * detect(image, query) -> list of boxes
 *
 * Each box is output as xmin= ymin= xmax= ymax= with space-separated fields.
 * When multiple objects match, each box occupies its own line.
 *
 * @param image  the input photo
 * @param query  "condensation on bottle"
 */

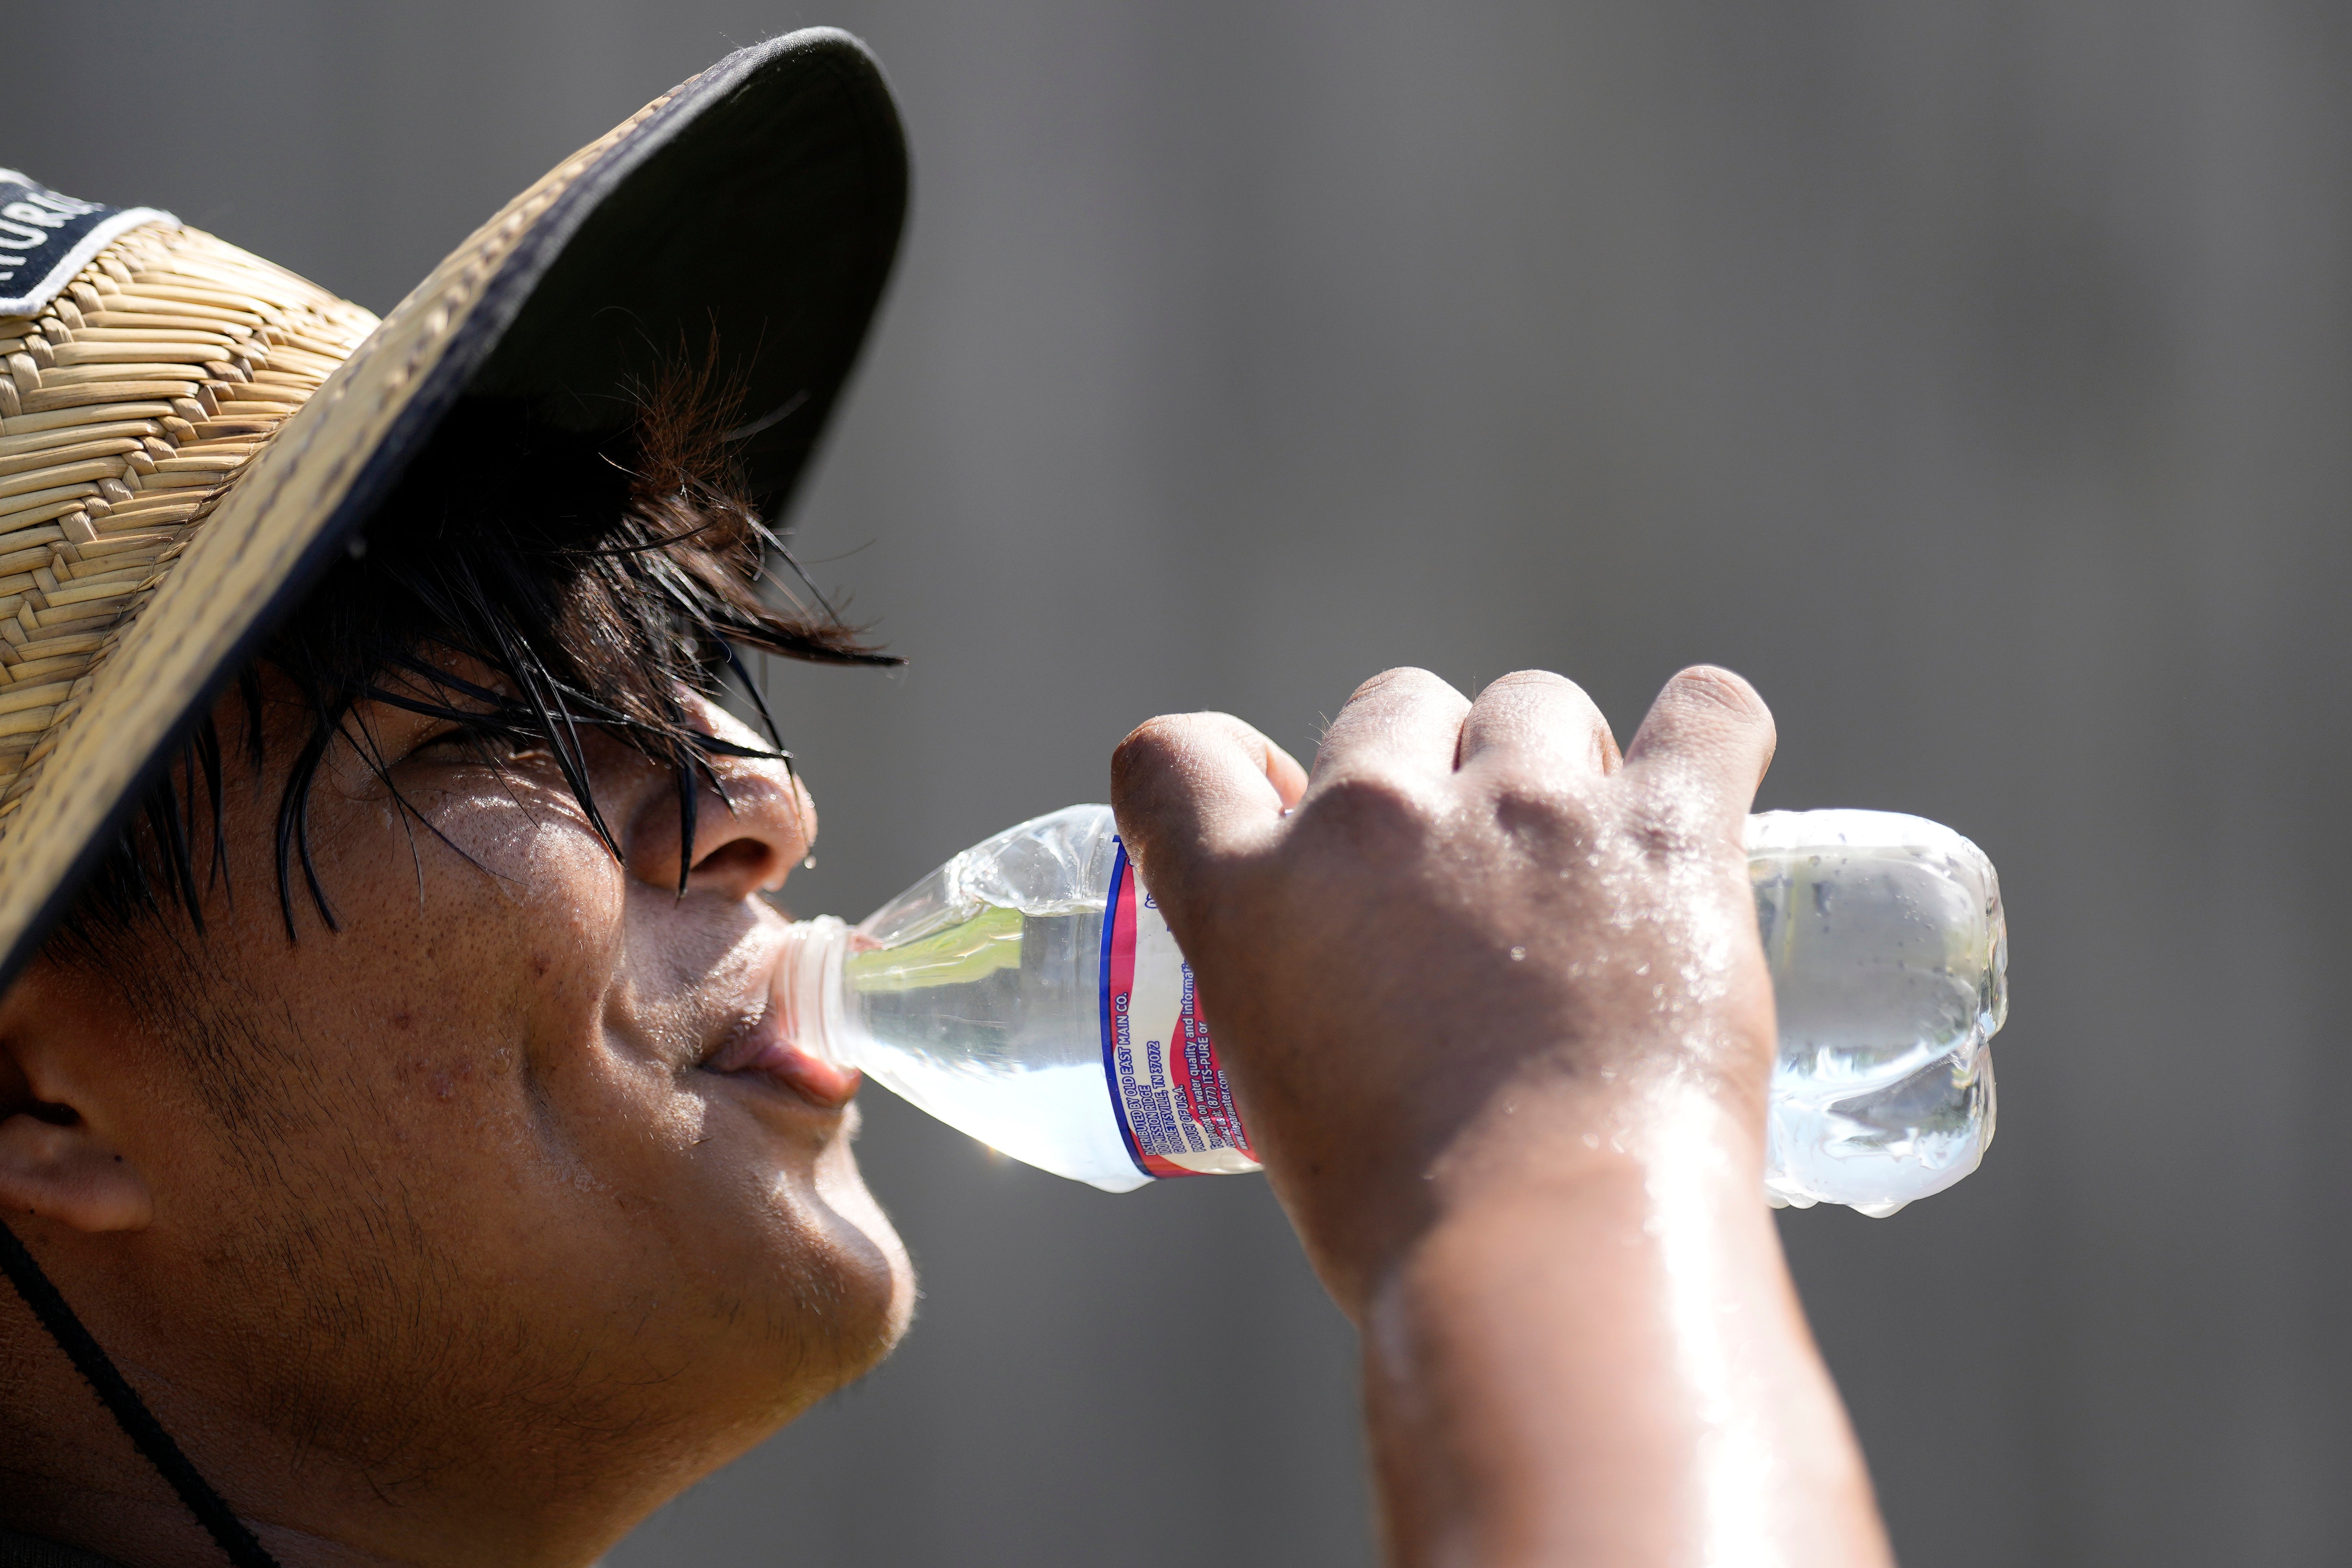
xmin=776 ymin=804 xmax=2007 ymax=1216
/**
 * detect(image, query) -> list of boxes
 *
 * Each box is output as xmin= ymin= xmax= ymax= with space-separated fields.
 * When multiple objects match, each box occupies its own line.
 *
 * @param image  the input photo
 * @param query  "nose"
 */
xmin=623 ymin=697 xmax=815 ymax=899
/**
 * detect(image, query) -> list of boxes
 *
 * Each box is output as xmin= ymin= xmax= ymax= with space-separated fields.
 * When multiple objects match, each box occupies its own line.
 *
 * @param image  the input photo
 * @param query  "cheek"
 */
xmin=298 ymin=775 xmax=910 ymax=1384
xmin=299 ymin=784 xmax=632 ymax=1154
xmin=406 ymin=782 xmax=626 ymax=996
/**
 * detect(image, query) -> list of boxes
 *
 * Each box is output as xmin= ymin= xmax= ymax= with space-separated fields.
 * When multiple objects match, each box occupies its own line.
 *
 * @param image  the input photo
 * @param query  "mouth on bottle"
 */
xmin=705 ymin=922 xmax=861 ymax=1109
xmin=729 ymin=1033 xmax=863 ymax=1110
xmin=705 ymin=1004 xmax=862 ymax=1110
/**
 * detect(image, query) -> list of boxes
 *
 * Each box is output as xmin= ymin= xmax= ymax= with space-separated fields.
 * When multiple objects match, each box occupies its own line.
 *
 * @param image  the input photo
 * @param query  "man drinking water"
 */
xmin=0 ymin=31 xmax=1888 ymax=1568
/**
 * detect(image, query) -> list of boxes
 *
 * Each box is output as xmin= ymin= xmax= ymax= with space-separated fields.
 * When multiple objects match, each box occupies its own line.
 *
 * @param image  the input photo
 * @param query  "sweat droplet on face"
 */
xmin=1508 ymin=946 xmax=1527 ymax=961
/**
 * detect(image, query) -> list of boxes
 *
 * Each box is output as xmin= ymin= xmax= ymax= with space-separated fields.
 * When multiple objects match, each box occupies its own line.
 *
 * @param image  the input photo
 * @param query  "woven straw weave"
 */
xmin=0 ymin=225 xmax=375 ymax=817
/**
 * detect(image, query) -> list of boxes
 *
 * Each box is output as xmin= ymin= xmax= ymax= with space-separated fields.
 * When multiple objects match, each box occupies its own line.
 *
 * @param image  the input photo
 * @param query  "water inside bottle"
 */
xmin=1747 ymin=812 xmax=2007 ymax=1216
xmin=813 ymin=804 xmax=2008 ymax=1212
xmin=833 ymin=811 xmax=1151 ymax=1190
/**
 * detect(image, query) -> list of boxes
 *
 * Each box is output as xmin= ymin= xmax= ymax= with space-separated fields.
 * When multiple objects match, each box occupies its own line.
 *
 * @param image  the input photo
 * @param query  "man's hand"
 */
xmin=1112 ymin=667 xmax=1892 ymax=1568
xmin=1113 ymin=665 xmax=1776 ymax=1306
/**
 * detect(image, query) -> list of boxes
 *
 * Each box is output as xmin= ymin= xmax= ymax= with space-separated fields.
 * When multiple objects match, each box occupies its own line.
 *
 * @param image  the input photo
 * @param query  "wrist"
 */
xmin=1354 ymin=1104 xmax=1883 ymax=1568
xmin=1433 ymin=1066 xmax=1766 ymax=1207
xmin=1283 ymin=1075 xmax=1773 ymax=1322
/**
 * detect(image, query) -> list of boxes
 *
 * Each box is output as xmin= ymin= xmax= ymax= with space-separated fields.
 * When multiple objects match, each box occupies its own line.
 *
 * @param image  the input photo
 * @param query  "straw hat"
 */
xmin=0 ymin=28 xmax=906 ymax=990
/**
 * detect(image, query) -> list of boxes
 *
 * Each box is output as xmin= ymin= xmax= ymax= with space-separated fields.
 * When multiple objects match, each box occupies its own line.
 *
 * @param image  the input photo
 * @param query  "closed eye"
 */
xmin=411 ymin=724 xmax=558 ymax=768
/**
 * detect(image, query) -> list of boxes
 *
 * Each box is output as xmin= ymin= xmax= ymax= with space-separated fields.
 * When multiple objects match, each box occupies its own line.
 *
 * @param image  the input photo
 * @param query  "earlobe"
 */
xmin=0 ymin=1110 xmax=152 ymax=1232
xmin=0 ymin=968 xmax=154 ymax=1233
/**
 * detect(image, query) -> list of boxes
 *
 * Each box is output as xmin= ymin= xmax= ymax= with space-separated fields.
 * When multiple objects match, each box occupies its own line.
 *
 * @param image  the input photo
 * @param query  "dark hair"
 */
xmin=60 ymin=355 xmax=893 ymax=949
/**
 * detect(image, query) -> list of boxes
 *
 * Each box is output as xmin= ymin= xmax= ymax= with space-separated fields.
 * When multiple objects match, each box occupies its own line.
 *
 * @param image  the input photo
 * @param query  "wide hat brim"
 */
xmin=0 ymin=28 xmax=907 ymax=991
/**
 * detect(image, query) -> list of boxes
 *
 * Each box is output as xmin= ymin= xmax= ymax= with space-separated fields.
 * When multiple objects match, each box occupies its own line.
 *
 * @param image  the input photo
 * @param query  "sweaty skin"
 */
xmin=0 ymin=675 xmax=912 ymax=1567
xmin=0 ymin=660 xmax=1889 ymax=1568
xmin=1112 ymin=667 xmax=1893 ymax=1568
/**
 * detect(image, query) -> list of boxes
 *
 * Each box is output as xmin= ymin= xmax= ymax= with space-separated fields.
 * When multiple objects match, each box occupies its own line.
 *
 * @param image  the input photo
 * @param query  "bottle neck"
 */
xmin=775 ymin=914 xmax=855 ymax=1070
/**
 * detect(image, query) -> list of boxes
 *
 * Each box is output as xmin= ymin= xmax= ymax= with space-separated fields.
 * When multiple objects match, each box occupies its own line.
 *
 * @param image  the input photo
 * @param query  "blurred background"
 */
xmin=9 ymin=3 xmax=2350 ymax=1564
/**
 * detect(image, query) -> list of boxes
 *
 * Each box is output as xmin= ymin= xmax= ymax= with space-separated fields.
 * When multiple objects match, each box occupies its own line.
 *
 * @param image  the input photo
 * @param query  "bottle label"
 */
xmin=1099 ymin=838 xmax=1260 ymax=1179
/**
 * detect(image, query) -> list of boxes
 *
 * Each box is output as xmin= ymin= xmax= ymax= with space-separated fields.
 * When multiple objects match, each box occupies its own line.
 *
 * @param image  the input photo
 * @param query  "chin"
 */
xmin=805 ymin=1145 xmax=919 ymax=1381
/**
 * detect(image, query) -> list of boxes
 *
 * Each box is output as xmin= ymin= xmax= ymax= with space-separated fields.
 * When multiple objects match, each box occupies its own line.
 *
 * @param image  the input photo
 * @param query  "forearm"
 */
xmin=1110 ymin=669 xmax=1885 ymax=1564
xmin=1358 ymin=1092 xmax=1892 ymax=1568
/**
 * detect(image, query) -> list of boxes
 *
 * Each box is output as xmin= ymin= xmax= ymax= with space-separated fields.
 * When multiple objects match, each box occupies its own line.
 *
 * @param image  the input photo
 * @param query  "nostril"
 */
xmin=691 ymin=836 xmax=775 ymax=885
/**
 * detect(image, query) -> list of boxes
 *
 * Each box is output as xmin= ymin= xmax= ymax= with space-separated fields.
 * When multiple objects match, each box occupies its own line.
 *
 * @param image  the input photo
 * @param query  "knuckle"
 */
xmin=1110 ymin=715 xmax=1193 ymax=786
xmin=1485 ymin=767 xmax=1598 ymax=844
xmin=1620 ymin=793 xmax=1716 ymax=861
xmin=1349 ymin=666 xmax=1444 ymax=705
xmin=1115 ymin=712 xmax=1193 ymax=753
xmin=1481 ymin=759 xmax=1574 ymax=815
xmin=1666 ymin=664 xmax=1770 ymax=726
xmin=1485 ymin=668 xmax=1576 ymax=696
xmin=1304 ymin=768 xmax=1438 ymax=842
xmin=1475 ymin=670 xmax=1604 ymax=735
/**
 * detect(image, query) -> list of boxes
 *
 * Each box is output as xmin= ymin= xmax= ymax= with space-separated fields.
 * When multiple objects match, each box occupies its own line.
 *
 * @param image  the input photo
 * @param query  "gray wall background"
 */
xmin=8 ymin=3 xmax=2348 ymax=1564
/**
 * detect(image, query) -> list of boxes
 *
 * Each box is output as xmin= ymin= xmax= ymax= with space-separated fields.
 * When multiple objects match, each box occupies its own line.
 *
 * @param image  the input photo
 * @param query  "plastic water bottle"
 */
xmin=1747 ymin=811 xmax=2006 ymax=1215
xmin=776 ymin=805 xmax=2006 ymax=1215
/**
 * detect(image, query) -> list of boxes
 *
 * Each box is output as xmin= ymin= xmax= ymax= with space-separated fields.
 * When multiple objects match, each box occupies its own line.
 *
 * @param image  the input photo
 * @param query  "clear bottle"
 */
xmin=1747 ymin=811 xmax=2007 ymax=1216
xmin=776 ymin=804 xmax=2007 ymax=1214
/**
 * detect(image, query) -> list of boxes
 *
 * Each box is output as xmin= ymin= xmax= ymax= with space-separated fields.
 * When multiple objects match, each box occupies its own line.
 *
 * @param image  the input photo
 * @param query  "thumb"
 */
xmin=1110 ymin=712 xmax=1304 ymax=898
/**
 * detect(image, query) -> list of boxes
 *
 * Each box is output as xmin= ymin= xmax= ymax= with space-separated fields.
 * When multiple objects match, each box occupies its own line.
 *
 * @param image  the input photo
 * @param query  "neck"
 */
xmin=0 ymin=1473 xmax=361 ymax=1568
xmin=0 ymin=1292 xmax=674 ymax=1568
xmin=0 ymin=1220 xmax=279 ymax=1567
xmin=0 ymin=1321 xmax=396 ymax=1568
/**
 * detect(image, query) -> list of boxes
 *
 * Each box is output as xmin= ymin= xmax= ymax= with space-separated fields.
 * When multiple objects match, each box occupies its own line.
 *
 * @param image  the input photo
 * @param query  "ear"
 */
xmin=0 ymin=962 xmax=153 ymax=1233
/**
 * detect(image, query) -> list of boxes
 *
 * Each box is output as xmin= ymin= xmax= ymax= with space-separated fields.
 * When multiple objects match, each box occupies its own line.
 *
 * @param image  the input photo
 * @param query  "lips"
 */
xmin=706 ymin=949 xmax=860 ymax=1110
xmin=724 ymin=1035 xmax=861 ymax=1109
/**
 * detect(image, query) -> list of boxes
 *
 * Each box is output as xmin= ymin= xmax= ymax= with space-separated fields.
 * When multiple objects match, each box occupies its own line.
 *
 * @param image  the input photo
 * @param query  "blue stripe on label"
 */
xmin=1099 ymin=838 xmax=1150 ymax=1178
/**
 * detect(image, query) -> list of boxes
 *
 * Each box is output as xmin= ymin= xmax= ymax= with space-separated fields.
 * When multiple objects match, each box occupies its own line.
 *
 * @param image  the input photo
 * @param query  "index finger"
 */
xmin=1111 ymin=711 xmax=1305 ymax=875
